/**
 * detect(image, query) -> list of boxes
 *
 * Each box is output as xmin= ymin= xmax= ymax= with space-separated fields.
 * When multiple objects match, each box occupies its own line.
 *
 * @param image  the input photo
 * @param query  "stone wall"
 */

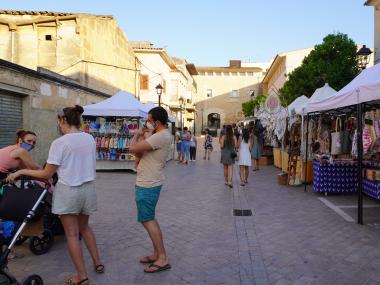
xmin=0 ymin=60 xmax=108 ymax=165
xmin=0 ymin=12 xmax=139 ymax=96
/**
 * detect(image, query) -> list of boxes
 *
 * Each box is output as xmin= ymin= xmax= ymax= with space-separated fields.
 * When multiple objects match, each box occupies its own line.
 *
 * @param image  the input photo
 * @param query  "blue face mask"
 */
xmin=20 ymin=141 xmax=34 ymax=152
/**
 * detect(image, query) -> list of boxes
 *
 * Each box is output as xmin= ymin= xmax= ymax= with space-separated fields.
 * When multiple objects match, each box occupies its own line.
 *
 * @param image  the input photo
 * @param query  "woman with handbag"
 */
xmin=220 ymin=125 xmax=237 ymax=188
xmin=251 ymin=126 xmax=262 ymax=171
xmin=7 ymin=105 xmax=103 ymax=285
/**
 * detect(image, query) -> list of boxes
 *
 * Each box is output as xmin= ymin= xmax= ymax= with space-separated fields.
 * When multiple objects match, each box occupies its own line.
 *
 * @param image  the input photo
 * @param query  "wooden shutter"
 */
xmin=140 ymin=74 xmax=149 ymax=90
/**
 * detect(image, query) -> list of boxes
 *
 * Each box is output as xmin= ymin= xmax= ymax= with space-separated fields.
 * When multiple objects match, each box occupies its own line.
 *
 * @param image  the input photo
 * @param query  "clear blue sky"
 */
xmin=1 ymin=0 xmax=373 ymax=66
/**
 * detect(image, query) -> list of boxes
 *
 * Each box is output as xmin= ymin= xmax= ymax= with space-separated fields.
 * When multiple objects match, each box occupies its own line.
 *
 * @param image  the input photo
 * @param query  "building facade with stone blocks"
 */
xmin=366 ymin=0 xmax=380 ymax=64
xmin=131 ymin=41 xmax=197 ymax=130
xmin=0 ymin=58 xmax=108 ymax=165
xmin=0 ymin=10 xmax=139 ymax=96
xmin=193 ymin=60 xmax=269 ymax=135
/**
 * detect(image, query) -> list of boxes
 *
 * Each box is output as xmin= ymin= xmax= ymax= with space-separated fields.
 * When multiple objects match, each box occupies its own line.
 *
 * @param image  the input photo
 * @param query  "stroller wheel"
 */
xmin=20 ymin=274 xmax=43 ymax=285
xmin=29 ymin=230 xmax=54 ymax=255
xmin=0 ymin=273 xmax=12 ymax=285
xmin=16 ymin=236 xmax=29 ymax=246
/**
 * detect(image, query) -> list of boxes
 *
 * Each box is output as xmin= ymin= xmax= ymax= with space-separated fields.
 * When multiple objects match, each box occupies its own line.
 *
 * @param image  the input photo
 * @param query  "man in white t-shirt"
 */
xmin=129 ymin=107 xmax=172 ymax=274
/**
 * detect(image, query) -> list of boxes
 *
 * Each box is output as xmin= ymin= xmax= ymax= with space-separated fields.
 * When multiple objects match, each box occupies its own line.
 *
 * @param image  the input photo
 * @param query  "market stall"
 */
xmin=305 ymin=63 xmax=380 ymax=224
xmin=83 ymin=91 xmax=147 ymax=170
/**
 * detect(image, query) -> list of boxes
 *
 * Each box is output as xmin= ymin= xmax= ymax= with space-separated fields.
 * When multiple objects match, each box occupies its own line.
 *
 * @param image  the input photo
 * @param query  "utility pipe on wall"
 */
xmin=11 ymin=30 xmax=15 ymax=63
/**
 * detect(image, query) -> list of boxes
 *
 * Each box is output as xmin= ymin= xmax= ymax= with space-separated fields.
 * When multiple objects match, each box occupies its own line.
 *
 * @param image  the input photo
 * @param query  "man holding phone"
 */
xmin=128 ymin=107 xmax=172 ymax=273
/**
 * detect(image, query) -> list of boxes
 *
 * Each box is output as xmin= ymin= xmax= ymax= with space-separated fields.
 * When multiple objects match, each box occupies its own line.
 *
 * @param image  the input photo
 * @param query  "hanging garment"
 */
xmin=331 ymin=117 xmax=342 ymax=155
xmin=109 ymin=136 xmax=115 ymax=149
xmin=363 ymin=126 xmax=372 ymax=154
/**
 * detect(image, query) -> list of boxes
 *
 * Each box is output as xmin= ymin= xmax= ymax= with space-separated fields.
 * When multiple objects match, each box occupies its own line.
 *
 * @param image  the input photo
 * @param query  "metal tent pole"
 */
xmin=357 ymin=101 xmax=363 ymax=225
xmin=304 ymin=114 xmax=310 ymax=192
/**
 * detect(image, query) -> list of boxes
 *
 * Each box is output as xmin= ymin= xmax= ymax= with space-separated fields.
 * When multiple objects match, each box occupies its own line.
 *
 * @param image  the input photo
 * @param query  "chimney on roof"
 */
xmin=229 ymin=60 xmax=241 ymax=68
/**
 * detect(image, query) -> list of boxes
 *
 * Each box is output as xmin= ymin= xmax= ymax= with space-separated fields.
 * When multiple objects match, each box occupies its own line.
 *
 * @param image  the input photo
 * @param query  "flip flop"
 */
xmin=140 ymin=257 xmax=156 ymax=264
xmin=65 ymin=277 xmax=89 ymax=285
xmin=94 ymin=264 xmax=105 ymax=274
xmin=144 ymin=263 xmax=171 ymax=273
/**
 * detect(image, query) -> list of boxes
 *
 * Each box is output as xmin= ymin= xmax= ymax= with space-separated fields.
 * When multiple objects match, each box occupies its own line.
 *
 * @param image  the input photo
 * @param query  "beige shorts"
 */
xmin=52 ymin=181 xmax=97 ymax=215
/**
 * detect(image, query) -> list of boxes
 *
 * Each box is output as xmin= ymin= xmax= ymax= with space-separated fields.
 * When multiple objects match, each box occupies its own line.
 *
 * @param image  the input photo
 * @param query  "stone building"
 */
xmin=0 ymin=10 xmax=139 ymax=96
xmin=262 ymin=48 xmax=313 ymax=98
xmin=366 ymin=0 xmax=380 ymax=64
xmin=131 ymin=42 xmax=197 ymax=130
xmin=193 ymin=60 xmax=269 ymax=135
xmin=0 ymin=58 xmax=108 ymax=165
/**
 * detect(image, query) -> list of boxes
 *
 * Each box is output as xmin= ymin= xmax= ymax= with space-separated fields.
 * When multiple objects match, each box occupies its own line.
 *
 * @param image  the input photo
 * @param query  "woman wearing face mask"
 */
xmin=7 ymin=105 xmax=103 ymax=285
xmin=0 ymin=130 xmax=39 ymax=180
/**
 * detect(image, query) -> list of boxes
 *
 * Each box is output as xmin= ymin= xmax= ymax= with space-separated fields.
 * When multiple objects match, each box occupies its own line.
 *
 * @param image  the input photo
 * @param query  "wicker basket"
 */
xmin=278 ymin=173 xmax=288 ymax=185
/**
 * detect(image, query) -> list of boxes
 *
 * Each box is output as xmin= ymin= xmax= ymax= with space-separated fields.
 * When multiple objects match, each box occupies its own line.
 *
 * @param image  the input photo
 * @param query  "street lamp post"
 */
xmin=155 ymin=84 xmax=163 ymax=107
xmin=179 ymin=97 xmax=184 ymax=132
xmin=355 ymin=45 xmax=372 ymax=225
xmin=356 ymin=45 xmax=372 ymax=70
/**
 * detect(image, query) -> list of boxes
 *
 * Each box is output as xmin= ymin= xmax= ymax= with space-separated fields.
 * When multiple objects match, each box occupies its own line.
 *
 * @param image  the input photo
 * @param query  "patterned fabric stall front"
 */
xmin=313 ymin=160 xmax=358 ymax=193
xmin=363 ymin=179 xmax=380 ymax=200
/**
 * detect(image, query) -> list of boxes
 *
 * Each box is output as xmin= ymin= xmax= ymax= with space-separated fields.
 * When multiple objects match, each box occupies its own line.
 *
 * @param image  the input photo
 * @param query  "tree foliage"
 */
xmin=242 ymin=94 xmax=266 ymax=117
xmin=279 ymin=33 xmax=360 ymax=105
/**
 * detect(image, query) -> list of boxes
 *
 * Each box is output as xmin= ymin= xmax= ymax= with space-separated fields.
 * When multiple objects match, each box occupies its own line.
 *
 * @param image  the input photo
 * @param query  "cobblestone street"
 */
xmin=9 ymin=147 xmax=380 ymax=285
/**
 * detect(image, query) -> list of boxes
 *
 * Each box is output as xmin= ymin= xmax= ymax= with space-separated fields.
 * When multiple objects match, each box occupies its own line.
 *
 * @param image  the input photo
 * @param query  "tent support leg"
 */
xmin=304 ymin=115 xmax=309 ymax=192
xmin=357 ymin=102 xmax=363 ymax=225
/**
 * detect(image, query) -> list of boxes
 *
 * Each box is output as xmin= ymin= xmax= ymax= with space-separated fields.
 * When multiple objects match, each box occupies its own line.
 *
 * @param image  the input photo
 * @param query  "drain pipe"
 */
xmin=9 ymin=25 xmax=17 ymax=63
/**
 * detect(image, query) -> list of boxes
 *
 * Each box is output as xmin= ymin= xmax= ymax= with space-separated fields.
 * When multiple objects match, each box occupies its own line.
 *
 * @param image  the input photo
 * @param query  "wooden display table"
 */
xmin=280 ymin=150 xmax=313 ymax=184
xmin=273 ymin=148 xmax=282 ymax=168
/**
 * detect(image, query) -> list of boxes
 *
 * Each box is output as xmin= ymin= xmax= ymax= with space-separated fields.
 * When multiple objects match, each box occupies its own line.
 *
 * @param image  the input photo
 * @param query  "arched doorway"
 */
xmin=207 ymin=113 xmax=221 ymax=137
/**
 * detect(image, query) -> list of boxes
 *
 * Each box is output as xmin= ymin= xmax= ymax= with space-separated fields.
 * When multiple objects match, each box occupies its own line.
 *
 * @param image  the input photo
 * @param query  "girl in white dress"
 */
xmin=238 ymin=128 xmax=252 ymax=186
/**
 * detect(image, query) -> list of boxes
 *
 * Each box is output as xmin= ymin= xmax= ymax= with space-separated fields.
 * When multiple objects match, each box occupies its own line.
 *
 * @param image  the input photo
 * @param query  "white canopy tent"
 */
xmin=287 ymin=95 xmax=309 ymax=116
xmin=306 ymin=63 xmax=380 ymax=113
xmin=307 ymin=83 xmax=337 ymax=105
xmin=83 ymin=91 xmax=147 ymax=118
xmin=303 ymin=64 xmax=380 ymax=224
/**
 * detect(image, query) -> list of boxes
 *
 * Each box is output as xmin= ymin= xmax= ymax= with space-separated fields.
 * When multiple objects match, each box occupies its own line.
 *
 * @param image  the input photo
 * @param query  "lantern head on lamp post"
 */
xmin=155 ymin=84 xmax=163 ymax=106
xmin=356 ymin=45 xmax=372 ymax=70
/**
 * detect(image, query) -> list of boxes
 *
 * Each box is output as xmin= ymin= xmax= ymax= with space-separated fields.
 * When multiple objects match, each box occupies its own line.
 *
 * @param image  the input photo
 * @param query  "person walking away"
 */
xmin=203 ymin=128 xmax=213 ymax=160
xmin=238 ymin=128 xmax=252 ymax=186
xmin=128 ymin=107 xmax=172 ymax=273
xmin=233 ymin=123 xmax=240 ymax=143
xmin=181 ymin=127 xmax=191 ymax=164
xmin=220 ymin=125 xmax=237 ymax=188
xmin=219 ymin=125 xmax=226 ymax=144
xmin=174 ymin=127 xmax=182 ymax=161
xmin=189 ymin=131 xmax=197 ymax=161
xmin=251 ymin=125 xmax=262 ymax=171
xmin=7 ymin=105 xmax=103 ymax=285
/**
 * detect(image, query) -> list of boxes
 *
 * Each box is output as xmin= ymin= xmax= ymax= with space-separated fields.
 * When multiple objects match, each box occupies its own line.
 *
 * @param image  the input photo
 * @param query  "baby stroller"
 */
xmin=0 ymin=178 xmax=49 ymax=285
xmin=15 ymin=175 xmax=64 ymax=255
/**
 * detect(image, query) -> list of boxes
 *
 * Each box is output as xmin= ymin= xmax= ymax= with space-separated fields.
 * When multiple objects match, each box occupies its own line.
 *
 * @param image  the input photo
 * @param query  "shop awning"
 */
xmin=306 ymin=63 xmax=380 ymax=113
xmin=83 ymin=91 xmax=147 ymax=118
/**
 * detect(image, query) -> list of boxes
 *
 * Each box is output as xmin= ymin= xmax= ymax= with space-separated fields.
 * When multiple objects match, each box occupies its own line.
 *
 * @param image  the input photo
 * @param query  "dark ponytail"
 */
xmin=60 ymin=105 xmax=84 ymax=128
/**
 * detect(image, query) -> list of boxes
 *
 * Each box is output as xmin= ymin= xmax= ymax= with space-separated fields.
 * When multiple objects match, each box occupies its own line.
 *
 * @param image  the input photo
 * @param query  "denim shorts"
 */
xmin=135 ymin=185 xmax=162 ymax=223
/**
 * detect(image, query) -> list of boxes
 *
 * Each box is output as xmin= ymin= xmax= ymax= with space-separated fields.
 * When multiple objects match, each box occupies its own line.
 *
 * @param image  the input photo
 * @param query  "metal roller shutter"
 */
xmin=0 ymin=93 xmax=23 ymax=148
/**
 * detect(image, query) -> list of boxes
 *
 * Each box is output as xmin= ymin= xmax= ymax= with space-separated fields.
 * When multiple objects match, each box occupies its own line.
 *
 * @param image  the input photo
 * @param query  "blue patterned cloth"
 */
xmin=363 ymin=179 xmax=380 ymax=200
xmin=313 ymin=160 xmax=358 ymax=193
